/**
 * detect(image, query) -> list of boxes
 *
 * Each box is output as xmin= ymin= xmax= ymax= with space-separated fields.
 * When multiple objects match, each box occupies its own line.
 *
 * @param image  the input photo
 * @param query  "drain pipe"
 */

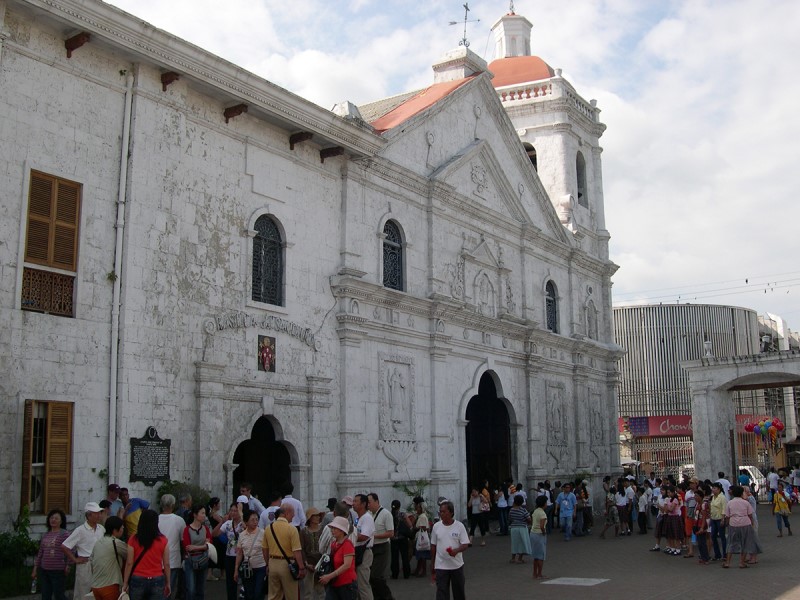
xmin=108 ymin=72 xmax=134 ymax=483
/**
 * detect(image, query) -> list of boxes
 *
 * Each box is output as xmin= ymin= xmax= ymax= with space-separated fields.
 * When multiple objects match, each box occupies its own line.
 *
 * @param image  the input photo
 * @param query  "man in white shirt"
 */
xmin=281 ymin=482 xmax=306 ymax=528
xmin=158 ymin=494 xmax=186 ymax=599
xmin=430 ymin=500 xmax=469 ymax=600
xmin=238 ymin=482 xmax=265 ymax=516
xmin=62 ymin=502 xmax=105 ymax=600
xmin=367 ymin=493 xmax=395 ymax=600
xmin=716 ymin=472 xmax=733 ymax=500
xmin=767 ymin=468 xmax=780 ymax=502
xmin=258 ymin=493 xmax=282 ymax=529
xmin=353 ymin=494 xmax=375 ymax=600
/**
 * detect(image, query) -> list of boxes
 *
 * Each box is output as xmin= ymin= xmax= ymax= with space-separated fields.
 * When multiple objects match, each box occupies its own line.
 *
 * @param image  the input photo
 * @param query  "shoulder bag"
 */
xmin=270 ymin=524 xmax=302 ymax=580
xmin=239 ymin=531 xmax=259 ymax=580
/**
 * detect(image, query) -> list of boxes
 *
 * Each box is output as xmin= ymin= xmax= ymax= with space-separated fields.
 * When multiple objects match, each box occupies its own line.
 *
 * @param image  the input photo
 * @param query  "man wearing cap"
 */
xmin=352 ymin=494 xmax=375 ymax=600
xmin=367 ymin=493 xmax=394 ymax=600
xmin=62 ymin=502 xmax=105 ymax=600
xmin=430 ymin=500 xmax=469 ymax=600
xmin=262 ymin=503 xmax=305 ymax=600
xmin=321 ymin=498 xmax=338 ymax=528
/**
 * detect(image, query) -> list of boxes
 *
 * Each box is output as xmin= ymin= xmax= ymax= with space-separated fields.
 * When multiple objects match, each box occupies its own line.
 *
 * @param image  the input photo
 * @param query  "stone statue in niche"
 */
xmin=387 ymin=367 xmax=408 ymax=433
xmin=547 ymin=383 xmax=566 ymax=446
xmin=379 ymin=354 xmax=416 ymax=441
xmin=475 ymin=273 xmax=495 ymax=317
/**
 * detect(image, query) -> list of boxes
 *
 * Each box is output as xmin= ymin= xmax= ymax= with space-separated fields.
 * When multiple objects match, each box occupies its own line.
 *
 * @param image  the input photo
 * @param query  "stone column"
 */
xmin=691 ymin=381 xmax=735 ymax=479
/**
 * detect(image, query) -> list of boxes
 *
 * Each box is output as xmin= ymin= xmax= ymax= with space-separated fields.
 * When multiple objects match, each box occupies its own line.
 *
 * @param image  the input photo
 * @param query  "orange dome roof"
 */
xmin=488 ymin=56 xmax=555 ymax=88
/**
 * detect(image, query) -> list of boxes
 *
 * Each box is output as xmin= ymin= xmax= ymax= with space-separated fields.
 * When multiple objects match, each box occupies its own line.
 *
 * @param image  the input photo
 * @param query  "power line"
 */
xmin=615 ymin=278 xmax=800 ymax=303
xmin=613 ymin=270 xmax=800 ymax=298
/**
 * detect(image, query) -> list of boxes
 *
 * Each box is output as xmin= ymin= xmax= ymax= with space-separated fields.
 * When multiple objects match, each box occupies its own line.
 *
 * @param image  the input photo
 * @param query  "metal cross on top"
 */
xmin=449 ymin=2 xmax=480 ymax=48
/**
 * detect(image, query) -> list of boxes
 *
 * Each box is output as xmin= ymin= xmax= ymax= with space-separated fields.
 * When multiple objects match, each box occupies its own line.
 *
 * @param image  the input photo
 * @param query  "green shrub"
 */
xmin=0 ymin=507 xmax=39 ymax=597
xmin=156 ymin=480 xmax=211 ymax=508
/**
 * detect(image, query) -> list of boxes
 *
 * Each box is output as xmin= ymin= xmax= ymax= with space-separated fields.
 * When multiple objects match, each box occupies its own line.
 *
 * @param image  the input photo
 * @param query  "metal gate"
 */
xmin=632 ymin=435 xmax=694 ymax=480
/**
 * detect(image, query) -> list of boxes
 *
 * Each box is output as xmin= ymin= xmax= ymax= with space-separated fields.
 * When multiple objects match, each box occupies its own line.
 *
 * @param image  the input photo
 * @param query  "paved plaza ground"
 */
xmin=12 ymin=506 xmax=799 ymax=600
xmin=206 ymin=504 xmax=800 ymax=600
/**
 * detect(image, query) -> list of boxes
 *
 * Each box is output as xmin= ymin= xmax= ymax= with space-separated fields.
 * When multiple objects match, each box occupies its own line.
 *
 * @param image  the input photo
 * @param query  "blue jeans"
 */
xmin=710 ymin=519 xmax=726 ymax=559
xmin=39 ymin=569 xmax=67 ymax=600
xmin=183 ymin=559 xmax=207 ymax=600
xmin=776 ymin=514 xmax=791 ymax=531
xmin=559 ymin=516 xmax=572 ymax=540
xmin=242 ymin=566 xmax=265 ymax=600
xmin=129 ymin=575 xmax=166 ymax=600
xmin=497 ymin=507 xmax=509 ymax=534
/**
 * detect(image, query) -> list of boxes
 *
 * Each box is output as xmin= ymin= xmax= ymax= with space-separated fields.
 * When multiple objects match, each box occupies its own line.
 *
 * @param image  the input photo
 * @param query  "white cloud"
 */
xmin=104 ymin=0 xmax=800 ymax=321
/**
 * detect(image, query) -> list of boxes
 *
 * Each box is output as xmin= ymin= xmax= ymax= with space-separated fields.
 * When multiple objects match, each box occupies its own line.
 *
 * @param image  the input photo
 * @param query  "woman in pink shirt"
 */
xmin=662 ymin=486 xmax=684 ymax=556
xmin=723 ymin=485 xmax=755 ymax=568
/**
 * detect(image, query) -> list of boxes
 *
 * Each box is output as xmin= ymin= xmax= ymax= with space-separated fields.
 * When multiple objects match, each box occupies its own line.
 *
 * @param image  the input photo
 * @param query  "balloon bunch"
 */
xmin=744 ymin=418 xmax=785 ymax=452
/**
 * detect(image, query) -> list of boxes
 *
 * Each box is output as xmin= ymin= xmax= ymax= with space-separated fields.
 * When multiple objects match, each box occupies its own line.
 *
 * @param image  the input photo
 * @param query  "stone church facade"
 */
xmin=0 ymin=0 xmax=622 ymax=525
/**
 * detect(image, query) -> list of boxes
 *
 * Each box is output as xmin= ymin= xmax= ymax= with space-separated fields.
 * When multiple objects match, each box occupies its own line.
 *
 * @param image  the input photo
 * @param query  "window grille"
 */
xmin=252 ymin=216 xmax=283 ymax=305
xmin=382 ymin=221 xmax=403 ymax=291
xmin=545 ymin=281 xmax=558 ymax=333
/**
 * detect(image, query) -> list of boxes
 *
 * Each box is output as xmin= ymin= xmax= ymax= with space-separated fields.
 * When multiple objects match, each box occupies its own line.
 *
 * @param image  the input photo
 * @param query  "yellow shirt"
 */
xmin=710 ymin=493 xmax=727 ymax=520
xmin=262 ymin=517 xmax=301 ymax=557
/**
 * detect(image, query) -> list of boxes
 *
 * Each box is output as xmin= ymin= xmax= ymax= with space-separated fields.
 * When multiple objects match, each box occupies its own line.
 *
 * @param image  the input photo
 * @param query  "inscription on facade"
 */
xmin=130 ymin=427 xmax=171 ymax=486
xmin=207 ymin=311 xmax=318 ymax=350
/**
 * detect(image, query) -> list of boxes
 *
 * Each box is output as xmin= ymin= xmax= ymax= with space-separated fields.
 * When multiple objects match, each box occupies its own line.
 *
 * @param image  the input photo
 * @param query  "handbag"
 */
xmin=415 ymin=530 xmax=430 ymax=552
xmin=354 ymin=545 xmax=367 ymax=567
xmin=239 ymin=532 xmax=259 ymax=580
xmin=315 ymin=553 xmax=332 ymax=576
xmin=270 ymin=524 xmax=302 ymax=580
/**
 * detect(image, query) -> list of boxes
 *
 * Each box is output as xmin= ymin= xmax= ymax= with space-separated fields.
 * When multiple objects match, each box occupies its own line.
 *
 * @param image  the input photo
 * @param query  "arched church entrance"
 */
xmin=233 ymin=416 xmax=291 ymax=501
xmin=465 ymin=372 xmax=512 ymax=490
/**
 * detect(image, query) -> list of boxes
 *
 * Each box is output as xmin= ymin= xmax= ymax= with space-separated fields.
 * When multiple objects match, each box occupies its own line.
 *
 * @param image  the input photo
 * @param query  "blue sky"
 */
xmin=106 ymin=0 xmax=800 ymax=326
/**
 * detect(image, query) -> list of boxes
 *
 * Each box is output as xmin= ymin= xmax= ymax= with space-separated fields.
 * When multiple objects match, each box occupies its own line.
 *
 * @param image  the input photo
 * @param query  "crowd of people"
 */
xmin=29 ymin=467 xmax=800 ymax=600
xmin=30 ymin=481 xmax=475 ymax=600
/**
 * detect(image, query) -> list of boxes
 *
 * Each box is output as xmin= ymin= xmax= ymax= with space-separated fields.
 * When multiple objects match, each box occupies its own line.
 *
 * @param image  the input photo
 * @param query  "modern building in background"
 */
xmin=613 ymin=303 xmax=799 ymax=478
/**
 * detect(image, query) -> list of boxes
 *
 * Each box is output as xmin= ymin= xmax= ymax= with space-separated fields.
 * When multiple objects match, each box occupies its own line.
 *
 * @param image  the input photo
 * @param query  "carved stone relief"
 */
xmin=474 ymin=272 xmax=496 ymax=317
xmin=546 ymin=382 xmax=567 ymax=448
xmin=505 ymin=278 xmax=516 ymax=314
xmin=471 ymin=163 xmax=488 ymax=199
xmin=379 ymin=353 xmax=416 ymax=442
xmin=447 ymin=255 xmax=466 ymax=300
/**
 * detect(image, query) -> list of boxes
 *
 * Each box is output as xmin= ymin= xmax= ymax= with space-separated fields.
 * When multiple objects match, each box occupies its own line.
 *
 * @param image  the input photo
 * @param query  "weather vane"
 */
xmin=449 ymin=2 xmax=480 ymax=48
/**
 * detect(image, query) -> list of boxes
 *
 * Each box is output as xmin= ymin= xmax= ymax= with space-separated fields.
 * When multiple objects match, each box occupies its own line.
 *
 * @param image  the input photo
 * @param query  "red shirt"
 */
xmin=330 ymin=539 xmax=356 ymax=587
xmin=128 ymin=535 xmax=168 ymax=577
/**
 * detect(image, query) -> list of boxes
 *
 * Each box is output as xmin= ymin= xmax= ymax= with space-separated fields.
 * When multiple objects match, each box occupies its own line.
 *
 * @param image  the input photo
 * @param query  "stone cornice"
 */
xmin=17 ymin=0 xmax=384 ymax=156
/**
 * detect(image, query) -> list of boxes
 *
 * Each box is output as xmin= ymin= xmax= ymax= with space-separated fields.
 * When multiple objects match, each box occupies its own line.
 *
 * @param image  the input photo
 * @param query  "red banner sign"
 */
xmin=618 ymin=414 xmax=767 ymax=437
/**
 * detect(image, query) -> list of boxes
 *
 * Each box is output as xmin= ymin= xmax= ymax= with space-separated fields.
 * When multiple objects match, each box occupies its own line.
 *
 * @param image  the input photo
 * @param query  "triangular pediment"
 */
xmin=372 ymin=76 xmax=572 ymax=245
xmin=463 ymin=234 xmax=501 ymax=269
xmin=430 ymin=139 xmax=528 ymax=224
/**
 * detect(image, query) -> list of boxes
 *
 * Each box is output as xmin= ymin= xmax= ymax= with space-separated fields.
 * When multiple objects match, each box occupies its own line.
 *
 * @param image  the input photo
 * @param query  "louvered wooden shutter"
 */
xmin=25 ymin=172 xmax=81 ymax=271
xmin=20 ymin=401 xmax=34 ymax=512
xmin=44 ymin=402 xmax=73 ymax=513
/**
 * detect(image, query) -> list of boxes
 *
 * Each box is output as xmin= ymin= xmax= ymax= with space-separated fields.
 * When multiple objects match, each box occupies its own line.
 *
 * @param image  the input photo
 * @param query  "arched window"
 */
xmin=545 ymin=281 xmax=559 ymax=333
xmin=523 ymin=143 xmax=537 ymax=171
xmin=576 ymin=151 xmax=588 ymax=208
xmin=382 ymin=220 xmax=404 ymax=291
xmin=252 ymin=215 xmax=283 ymax=305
